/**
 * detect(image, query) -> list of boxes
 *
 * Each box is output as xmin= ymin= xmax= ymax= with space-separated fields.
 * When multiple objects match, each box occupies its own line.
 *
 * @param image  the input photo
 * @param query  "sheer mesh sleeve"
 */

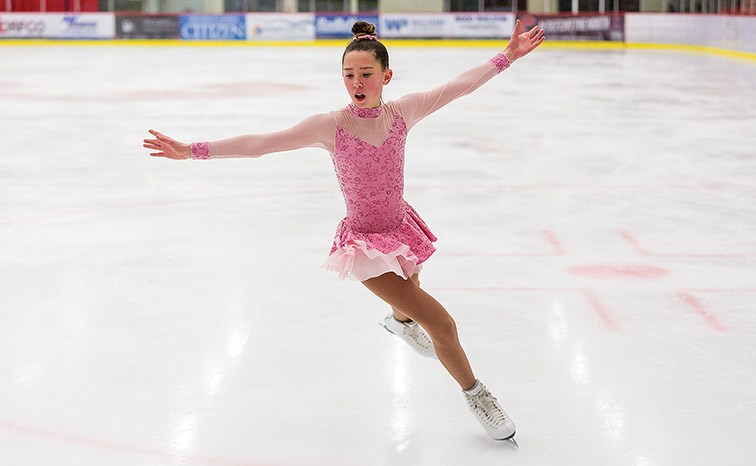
xmin=395 ymin=53 xmax=510 ymax=131
xmin=195 ymin=113 xmax=335 ymax=159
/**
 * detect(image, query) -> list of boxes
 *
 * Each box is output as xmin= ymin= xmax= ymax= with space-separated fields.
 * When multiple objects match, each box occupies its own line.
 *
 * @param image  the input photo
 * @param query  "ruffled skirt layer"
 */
xmin=323 ymin=204 xmax=437 ymax=282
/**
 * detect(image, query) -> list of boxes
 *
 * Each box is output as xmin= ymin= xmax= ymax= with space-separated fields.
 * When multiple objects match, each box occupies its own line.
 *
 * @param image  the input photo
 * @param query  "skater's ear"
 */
xmin=382 ymin=69 xmax=393 ymax=85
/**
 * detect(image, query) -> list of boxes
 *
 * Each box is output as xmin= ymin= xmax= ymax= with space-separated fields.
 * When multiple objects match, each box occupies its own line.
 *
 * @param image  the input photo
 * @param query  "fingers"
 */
xmin=143 ymin=140 xmax=162 ymax=151
xmin=145 ymin=130 xmax=181 ymax=159
xmin=148 ymin=129 xmax=176 ymax=144
xmin=145 ymin=145 xmax=165 ymax=156
xmin=145 ymin=130 xmax=167 ymax=150
xmin=144 ymin=134 xmax=166 ymax=157
xmin=145 ymin=130 xmax=188 ymax=160
xmin=530 ymin=26 xmax=545 ymax=42
xmin=512 ymin=18 xmax=524 ymax=36
xmin=513 ymin=21 xmax=545 ymax=51
xmin=525 ymin=26 xmax=545 ymax=49
xmin=146 ymin=131 xmax=170 ymax=148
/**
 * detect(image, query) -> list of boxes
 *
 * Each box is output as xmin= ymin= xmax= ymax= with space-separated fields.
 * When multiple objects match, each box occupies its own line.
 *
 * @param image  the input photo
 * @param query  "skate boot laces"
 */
xmin=470 ymin=389 xmax=507 ymax=426
xmin=465 ymin=381 xmax=516 ymax=440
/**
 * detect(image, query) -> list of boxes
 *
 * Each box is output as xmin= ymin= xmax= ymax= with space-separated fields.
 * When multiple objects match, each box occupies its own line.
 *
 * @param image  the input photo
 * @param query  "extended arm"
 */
xmin=396 ymin=19 xmax=544 ymax=129
xmin=144 ymin=113 xmax=334 ymax=160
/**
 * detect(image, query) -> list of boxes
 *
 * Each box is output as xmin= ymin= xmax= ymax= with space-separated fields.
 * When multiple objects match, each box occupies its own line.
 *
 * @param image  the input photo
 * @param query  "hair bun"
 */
xmin=351 ymin=21 xmax=377 ymax=39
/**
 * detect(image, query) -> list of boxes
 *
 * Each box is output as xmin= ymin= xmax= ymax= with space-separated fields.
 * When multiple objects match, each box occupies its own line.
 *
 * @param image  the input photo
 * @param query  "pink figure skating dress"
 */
xmin=191 ymin=53 xmax=511 ymax=281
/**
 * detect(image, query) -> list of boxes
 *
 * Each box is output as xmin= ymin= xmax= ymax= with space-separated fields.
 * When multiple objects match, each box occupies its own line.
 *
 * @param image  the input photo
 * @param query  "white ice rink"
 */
xmin=1 ymin=42 xmax=755 ymax=466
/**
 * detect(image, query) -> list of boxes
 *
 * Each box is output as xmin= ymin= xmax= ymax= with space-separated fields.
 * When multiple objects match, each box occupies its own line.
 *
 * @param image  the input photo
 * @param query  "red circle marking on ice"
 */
xmin=568 ymin=264 xmax=669 ymax=279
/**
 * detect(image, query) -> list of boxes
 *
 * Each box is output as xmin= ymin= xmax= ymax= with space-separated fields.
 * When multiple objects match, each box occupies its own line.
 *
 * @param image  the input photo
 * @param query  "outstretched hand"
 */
xmin=143 ymin=130 xmax=191 ymax=160
xmin=504 ymin=19 xmax=545 ymax=62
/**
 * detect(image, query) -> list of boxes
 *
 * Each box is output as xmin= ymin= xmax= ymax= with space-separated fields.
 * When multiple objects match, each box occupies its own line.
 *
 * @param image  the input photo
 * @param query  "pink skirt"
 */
xmin=323 ymin=205 xmax=437 ymax=282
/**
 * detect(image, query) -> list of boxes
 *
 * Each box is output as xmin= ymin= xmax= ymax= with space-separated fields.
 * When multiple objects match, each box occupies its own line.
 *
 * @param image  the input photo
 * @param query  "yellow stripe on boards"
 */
xmin=0 ymin=39 xmax=754 ymax=62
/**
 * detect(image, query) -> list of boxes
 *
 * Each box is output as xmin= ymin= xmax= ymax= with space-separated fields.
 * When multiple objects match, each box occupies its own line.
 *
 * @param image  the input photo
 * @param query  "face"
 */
xmin=342 ymin=51 xmax=393 ymax=109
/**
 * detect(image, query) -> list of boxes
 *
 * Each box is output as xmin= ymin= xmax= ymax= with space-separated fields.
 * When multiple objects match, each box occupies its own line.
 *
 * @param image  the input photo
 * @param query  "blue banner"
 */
xmin=315 ymin=14 xmax=379 ymax=39
xmin=179 ymin=15 xmax=246 ymax=40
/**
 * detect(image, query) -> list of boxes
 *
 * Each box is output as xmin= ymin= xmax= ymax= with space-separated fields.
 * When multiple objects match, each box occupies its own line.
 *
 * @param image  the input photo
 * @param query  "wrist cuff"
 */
xmin=490 ymin=53 xmax=511 ymax=73
xmin=190 ymin=142 xmax=210 ymax=160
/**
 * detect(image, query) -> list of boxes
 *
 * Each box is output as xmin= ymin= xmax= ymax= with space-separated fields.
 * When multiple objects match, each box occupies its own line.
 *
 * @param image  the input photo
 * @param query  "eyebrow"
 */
xmin=342 ymin=66 xmax=375 ymax=70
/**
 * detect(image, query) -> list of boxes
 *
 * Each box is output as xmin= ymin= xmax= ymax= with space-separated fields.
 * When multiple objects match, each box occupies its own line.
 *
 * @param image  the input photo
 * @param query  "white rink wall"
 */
xmin=1 ymin=11 xmax=756 ymax=55
xmin=626 ymin=13 xmax=756 ymax=53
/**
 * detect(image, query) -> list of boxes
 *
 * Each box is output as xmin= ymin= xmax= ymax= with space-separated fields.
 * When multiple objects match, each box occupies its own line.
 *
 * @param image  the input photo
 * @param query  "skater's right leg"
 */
xmin=362 ymin=271 xmax=517 ymax=440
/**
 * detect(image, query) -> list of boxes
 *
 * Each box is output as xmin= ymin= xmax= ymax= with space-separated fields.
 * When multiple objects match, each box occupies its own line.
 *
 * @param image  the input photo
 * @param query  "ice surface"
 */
xmin=1 ymin=43 xmax=755 ymax=466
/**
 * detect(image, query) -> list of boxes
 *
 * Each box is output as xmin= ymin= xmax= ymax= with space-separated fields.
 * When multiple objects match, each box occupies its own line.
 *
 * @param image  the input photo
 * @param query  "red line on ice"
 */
xmin=676 ymin=291 xmax=727 ymax=332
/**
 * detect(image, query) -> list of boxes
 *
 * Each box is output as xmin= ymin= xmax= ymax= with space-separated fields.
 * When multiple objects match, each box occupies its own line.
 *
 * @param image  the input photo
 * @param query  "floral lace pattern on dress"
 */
xmin=332 ymin=113 xmax=406 ymax=232
xmin=191 ymin=142 xmax=210 ymax=160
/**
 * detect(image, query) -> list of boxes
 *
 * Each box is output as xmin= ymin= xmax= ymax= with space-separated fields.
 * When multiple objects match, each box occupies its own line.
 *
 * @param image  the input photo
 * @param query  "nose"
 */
xmin=353 ymin=80 xmax=362 ymax=89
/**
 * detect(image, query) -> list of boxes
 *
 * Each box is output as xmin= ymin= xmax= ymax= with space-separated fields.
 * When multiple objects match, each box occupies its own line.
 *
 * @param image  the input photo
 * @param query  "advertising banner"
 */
xmin=380 ymin=14 xmax=450 ymax=38
xmin=0 ymin=13 xmax=115 ymax=39
xmin=58 ymin=14 xmax=115 ymax=39
xmin=315 ymin=14 xmax=379 ymax=39
xmin=116 ymin=14 xmax=179 ymax=39
xmin=0 ymin=13 xmax=48 ymax=38
xmin=246 ymin=13 xmax=314 ymax=41
xmin=519 ymin=13 xmax=624 ymax=41
xmin=179 ymin=15 xmax=246 ymax=41
xmin=381 ymin=13 xmax=513 ymax=39
xmin=448 ymin=13 xmax=514 ymax=38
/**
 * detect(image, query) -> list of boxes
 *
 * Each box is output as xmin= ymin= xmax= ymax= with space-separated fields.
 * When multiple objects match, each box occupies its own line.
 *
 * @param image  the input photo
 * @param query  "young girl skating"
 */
xmin=144 ymin=20 xmax=544 ymax=440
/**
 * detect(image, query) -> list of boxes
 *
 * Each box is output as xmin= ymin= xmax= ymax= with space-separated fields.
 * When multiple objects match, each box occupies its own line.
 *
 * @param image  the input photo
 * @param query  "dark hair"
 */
xmin=342 ymin=21 xmax=390 ymax=71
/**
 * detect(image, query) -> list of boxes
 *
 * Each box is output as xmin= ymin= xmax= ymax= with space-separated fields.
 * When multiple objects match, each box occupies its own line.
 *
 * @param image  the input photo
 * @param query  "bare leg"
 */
xmin=363 ymin=272 xmax=476 ymax=390
xmin=390 ymin=273 xmax=419 ymax=322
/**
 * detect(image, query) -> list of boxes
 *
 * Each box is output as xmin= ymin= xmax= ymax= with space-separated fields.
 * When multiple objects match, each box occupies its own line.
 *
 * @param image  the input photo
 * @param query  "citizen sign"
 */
xmin=179 ymin=16 xmax=246 ymax=40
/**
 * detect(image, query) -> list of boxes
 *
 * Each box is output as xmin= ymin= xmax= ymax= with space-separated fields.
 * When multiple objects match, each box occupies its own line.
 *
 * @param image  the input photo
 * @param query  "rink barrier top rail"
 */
xmin=0 ymin=12 xmax=754 ymax=61
xmin=0 ymin=39 xmax=754 ymax=62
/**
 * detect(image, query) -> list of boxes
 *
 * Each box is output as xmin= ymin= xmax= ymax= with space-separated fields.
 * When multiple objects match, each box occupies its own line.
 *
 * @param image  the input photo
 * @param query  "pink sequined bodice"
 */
xmin=332 ymin=105 xmax=408 ymax=233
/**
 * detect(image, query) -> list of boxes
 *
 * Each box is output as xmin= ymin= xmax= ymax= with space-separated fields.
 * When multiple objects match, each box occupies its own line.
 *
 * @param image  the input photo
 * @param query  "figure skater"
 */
xmin=143 ymin=20 xmax=544 ymax=440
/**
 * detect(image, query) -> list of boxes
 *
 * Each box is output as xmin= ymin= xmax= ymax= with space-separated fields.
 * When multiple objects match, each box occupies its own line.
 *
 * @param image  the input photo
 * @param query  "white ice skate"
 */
xmin=464 ymin=380 xmax=517 ymax=440
xmin=381 ymin=314 xmax=437 ymax=359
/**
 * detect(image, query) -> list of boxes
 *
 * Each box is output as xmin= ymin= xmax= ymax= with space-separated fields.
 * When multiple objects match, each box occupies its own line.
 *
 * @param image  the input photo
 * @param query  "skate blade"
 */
xmin=502 ymin=436 xmax=518 ymax=448
xmin=379 ymin=322 xmax=396 ymax=336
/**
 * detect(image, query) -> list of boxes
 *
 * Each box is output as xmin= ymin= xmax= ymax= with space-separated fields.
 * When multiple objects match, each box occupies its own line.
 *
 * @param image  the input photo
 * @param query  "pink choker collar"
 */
xmin=348 ymin=103 xmax=383 ymax=119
